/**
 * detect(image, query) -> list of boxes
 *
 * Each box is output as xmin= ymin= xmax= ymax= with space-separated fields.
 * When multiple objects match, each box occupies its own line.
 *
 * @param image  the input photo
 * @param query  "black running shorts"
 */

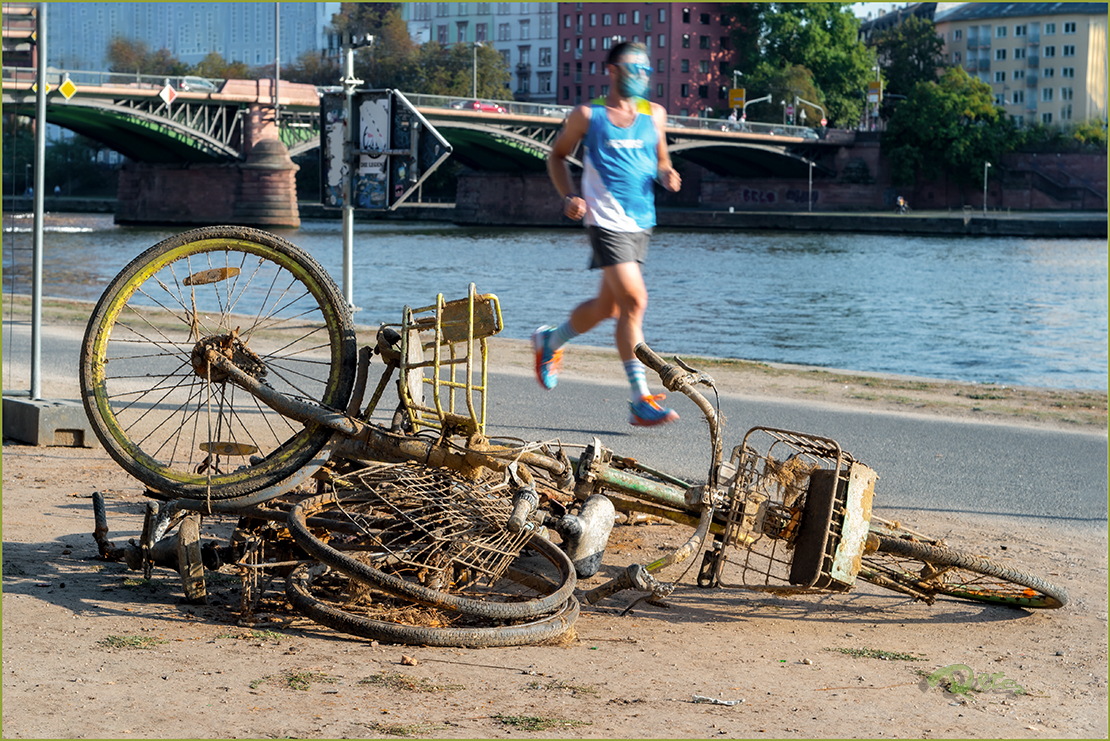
xmin=587 ymin=226 xmax=652 ymax=270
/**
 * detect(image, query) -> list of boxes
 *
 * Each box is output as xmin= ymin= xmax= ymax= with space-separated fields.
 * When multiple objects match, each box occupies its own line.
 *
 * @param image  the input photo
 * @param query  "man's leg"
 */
xmin=533 ymin=276 xmax=618 ymax=390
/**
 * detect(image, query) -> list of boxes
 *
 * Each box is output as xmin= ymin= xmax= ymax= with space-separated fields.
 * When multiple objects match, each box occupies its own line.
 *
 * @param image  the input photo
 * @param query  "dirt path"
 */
xmin=2 ymin=294 xmax=1107 ymax=739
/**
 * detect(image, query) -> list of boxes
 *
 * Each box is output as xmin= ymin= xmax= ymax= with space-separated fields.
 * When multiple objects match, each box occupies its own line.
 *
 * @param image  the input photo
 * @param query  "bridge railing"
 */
xmin=400 ymin=91 xmax=817 ymax=138
xmin=3 ymin=66 xmax=225 ymax=93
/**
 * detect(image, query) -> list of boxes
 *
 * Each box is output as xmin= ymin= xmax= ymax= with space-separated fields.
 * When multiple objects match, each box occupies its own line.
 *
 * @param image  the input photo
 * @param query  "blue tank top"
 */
xmin=581 ymin=100 xmax=658 ymax=232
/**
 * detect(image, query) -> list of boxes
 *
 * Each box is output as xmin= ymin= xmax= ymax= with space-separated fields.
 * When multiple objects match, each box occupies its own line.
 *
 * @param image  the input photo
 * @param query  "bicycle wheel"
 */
xmin=80 ymin=226 xmax=356 ymax=500
xmin=861 ymin=534 xmax=1068 ymax=609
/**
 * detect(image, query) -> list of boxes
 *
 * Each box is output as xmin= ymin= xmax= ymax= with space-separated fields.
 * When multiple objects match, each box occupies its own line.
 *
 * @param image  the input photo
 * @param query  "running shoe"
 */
xmin=629 ymin=394 xmax=679 ymax=427
xmin=532 ymin=325 xmax=562 ymax=390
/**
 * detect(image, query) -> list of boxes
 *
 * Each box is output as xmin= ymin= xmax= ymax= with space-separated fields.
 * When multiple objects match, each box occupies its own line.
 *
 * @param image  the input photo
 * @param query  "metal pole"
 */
xmin=983 ymin=162 xmax=991 ymax=216
xmin=342 ymin=44 xmax=356 ymax=309
xmin=808 ymin=161 xmax=813 ymax=213
xmin=30 ymin=2 xmax=47 ymax=400
xmin=473 ymin=43 xmax=477 ymax=99
xmin=274 ymin=2 xmax=280 ymax=128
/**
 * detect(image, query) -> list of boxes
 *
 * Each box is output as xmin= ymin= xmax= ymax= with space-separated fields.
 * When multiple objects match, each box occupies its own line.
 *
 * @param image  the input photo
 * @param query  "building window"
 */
xmin=502 ymin=49 xmax=510 ymax=66
xmin=995 ymin=48 xmax=1006 ymax=61
xmin=682 ymin=34 xmax=690 ymax=48
xmin=698 ymin=84 xmax=708 ymax=98
xmin=1013 ymin=69 xmax=1025 ymax=80
xmin=540 ymin=14 xmax=553 ymax=38
xmin=681 ymin=83 xmax=689 ymax=97
xmin=633 ymin=10 xmax=640 ymax=24
xmin=721 ymin=36 xmax=730 ymax=50
xmin=680 ymin=108 xmax=688 ymax=116
xmin=437 ymin=25 xmax=447 ymax=43
xmin=953 ymin=51 xmax=961 ymax=63
xmin=1061 ymin=103 xmax=1072 ymax=120
xmin=519 ymin=46 xmax=530 ymax=64
xmin=953 ymin=29 xmax=962 ymax=40
xmin=564 ymin=14 xmax=570 ymax=28
xmin=1013 ymin=114 xmax=1025 ymax=126
xmin=436 ymin=2 xmax=448 ymax=17
xmin=1043 ymin=67 xmax=1055 ymax=78
xmin=602 ymin=13 xmax=611 ymax=26
xmin=457 ymin=22 xmax=468 ymax=43
xmin=996 ymin=26 xmax=1006 ymax=37
xmin=1044 ymin=23 xmax=1055 ymax=34
xmin=681 ymin=59 xmax=689 ymax=73
xmin=476 ymin=23 xmax=488 ymax=41
xmin=699 ymin=35 xmax=710 ymax=49
xmin=498 ymin=3 xmax=509 ymax=14
xmin=1041 ymin=111 xmax=1053 ymax=123
xmin=539 ymin=47 xmax=551 ymax=66
xmin=658 ymin=34 xmax=665 ymax=48
xmin=1063 ymin=21 xmax=1076 ymax=34
xmin=659 ymin=8 xmax=666 ymax=23
xmin=656 ymin=82 xmax=664 ymax=97
xmin=1014 ymin=24 xmax=1026 ymax=36
xmin=699 ymin=60 xmax=709 ymax=73
xmin=538 ymin=72 xmax=551 ymax=93
xmin=1061 ymin=86 xmax=1074 ymax=100
xmin=1041 ymin=87 xmax=1053 ymax=102
xmin=520 ymin=20 xmax=529 ymax=39
xmin=618 ymin=12 xmax=627 ymax=24
xmin=498 ymin=23 xmax=510 ymax=40
xmin=994 ymin=93 xmax=1005 ymax=105
xmin=563 ymin=38 xmax=570 ymax=51
xmin=1062 ymin=45 xmax=1075 ymax=56
xmin=719 ymin=85 xmax=727 ymax=99
xmin=563 ymin=85 xmax=569 ymax=100
xmin=589 ymin=61 xmax=596 ymax=74
xmin=1014 ymin=47 xmax=1025 ymax=59
xmin=601 ymin=84 xmax=608 ymax=96
xmin=994 ymin=71 xmax=1006 ymax=82
xmin=700 ymin=12 xmax=710 ymax=24
xmin=1013 ymin=90 xmax=1024 ymax=103
xmin=589 ymin=13 xmax=596 ymax=26
xmin=602 ymin=36 xmax=612 ymax=49
xmin=588 ymin=85 xmax=594 ymax=97
xmin=1043 ymin=45 xmax=1055 ymax=57
xmin=1061 ymin=67 xmax=1075 ymax=77
xmin=682 ymin=7 xmax=690 ymax=23
xmin=589 ymin=37 xmax=596 ymax=50
xmin=562 ymin=62 xmax=569 ymax=76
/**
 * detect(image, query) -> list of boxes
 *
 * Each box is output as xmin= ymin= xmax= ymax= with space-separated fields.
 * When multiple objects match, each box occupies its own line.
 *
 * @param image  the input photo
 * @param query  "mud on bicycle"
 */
xmin=82 ymin=226 xmax=1067 ymax=648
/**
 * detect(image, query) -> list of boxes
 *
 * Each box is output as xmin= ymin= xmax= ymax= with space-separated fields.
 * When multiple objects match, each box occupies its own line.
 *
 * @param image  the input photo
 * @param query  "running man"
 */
xmin=533 ymin=41 xmax=682 ymax=427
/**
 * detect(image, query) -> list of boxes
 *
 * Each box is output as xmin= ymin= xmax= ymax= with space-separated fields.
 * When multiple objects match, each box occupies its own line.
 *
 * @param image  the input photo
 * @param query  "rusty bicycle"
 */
xmin=81 ymin=226 xmax=1067 ymax=648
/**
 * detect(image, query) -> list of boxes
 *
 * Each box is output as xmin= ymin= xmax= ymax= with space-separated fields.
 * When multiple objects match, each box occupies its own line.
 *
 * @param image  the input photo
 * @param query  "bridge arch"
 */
xmin=668 ymin=140 xmax=833 ymax=179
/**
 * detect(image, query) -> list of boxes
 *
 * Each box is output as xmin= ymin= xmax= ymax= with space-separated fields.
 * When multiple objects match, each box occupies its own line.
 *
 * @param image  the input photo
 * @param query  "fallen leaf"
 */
xmin=401 ymin=654 xmax=418 ymax=666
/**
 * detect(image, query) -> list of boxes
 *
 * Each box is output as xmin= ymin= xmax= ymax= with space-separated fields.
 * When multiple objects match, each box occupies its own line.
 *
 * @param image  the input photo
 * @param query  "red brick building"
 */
xmin=556 ymin=2 xmax=737 ymax=118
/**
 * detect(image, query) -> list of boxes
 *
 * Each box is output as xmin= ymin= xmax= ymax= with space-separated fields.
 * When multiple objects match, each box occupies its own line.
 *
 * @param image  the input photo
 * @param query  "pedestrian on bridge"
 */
xmin=534 ymin=41 xmax=683 ymax=427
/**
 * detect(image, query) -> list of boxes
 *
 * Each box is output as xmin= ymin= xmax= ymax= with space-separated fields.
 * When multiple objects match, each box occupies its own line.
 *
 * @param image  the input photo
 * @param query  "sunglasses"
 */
xmin=618 ymin=62 xmax=653 ymax=76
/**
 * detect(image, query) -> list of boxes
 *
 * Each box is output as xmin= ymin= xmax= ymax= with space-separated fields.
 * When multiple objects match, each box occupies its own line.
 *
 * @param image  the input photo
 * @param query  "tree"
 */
xmin=330 ymin=2 xmax=396 ymax=38
xmin=193 ymin=52 xmax=251 ymax=80
xmin=883 ymin=66 xmax=1015 ymax=190
xmin=722 ymin=3 xmax=875 ymax=127
xmin=282 ymin=50 xmax=340 ymax=86
xmin=742 ymin=64 xmax=825 ymax=125
xmin=872 ymin=16 xmax=948 ymax=97
xmin=105 ymin=36 xmax=188 ymax=76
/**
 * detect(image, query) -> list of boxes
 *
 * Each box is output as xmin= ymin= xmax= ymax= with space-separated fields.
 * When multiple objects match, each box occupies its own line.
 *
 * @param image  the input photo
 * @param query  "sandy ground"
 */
xmin=2 ymin=295 xmax=1107 ymax=739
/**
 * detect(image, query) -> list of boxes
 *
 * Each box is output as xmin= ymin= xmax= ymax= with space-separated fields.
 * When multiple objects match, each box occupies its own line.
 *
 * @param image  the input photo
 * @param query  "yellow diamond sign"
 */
xmin=31 ymin=82 xmax=51 ymax=94
xmin=59 ymin=78 xmax=78 ymax=100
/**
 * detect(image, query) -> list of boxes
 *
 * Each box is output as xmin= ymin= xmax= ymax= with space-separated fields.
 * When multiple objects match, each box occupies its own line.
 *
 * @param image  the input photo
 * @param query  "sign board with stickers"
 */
xmin=320 ymin=89 xmax=453 ymax=210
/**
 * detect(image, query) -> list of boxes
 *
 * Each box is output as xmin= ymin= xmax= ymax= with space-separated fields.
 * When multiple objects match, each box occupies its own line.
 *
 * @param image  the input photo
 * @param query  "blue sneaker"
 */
xmin=629 ymin=394 xmax=679 ymax=427
xmin=532 ymin=325 xmax=562 ymax=390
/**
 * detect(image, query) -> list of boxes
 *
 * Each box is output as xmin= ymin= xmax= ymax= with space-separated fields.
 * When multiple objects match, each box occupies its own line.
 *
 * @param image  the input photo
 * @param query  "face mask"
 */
xmin=616 ymin=59 xmax=651 ymax=98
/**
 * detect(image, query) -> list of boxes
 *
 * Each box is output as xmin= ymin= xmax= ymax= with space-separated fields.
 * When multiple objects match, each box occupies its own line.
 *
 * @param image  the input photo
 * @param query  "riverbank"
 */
xmin=3 ymin=292 xmax=1105 ymax=432
xmin=4 ymin=198 xmax=1106 ymax=237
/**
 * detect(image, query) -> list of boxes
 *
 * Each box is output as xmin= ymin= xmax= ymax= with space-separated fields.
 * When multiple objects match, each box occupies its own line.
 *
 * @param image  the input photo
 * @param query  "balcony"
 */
xmin=517 ymin=63 xmax=531 ymax=74
xmin=967 ymin=37 xmax=979 ymax=50
xmin=966 ymin=58 xmax=978 ymax=72
xmin=978 ymin=59 xmax=990 ymax=72
xmin=1026 ymin=73 xmax=1038 ymax=86
xmin=1027 ymin=54 xmax=1039 ymax=68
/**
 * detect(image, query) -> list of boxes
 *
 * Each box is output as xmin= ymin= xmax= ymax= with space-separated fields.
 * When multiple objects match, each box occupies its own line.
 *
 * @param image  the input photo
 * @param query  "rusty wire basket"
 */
xmin=698 ymin=427 xmax=878 ymax=593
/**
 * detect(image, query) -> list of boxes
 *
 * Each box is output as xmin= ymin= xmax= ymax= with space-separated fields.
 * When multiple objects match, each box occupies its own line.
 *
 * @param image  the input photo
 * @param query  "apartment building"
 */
xmin=44 ymin=2 xmax=340 ymax=70
xmin=555 ymin=2 xmax=736 ymax=117
xmin=402 ymin=2 xmax=558 ymax=102
xmin=934 ymin=2 xmax=1107 ymax=126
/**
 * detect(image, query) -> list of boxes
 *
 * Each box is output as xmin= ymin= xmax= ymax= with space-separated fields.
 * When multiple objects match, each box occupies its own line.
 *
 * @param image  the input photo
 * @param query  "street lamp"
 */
xmin=24 ymin=163 xmax=31 ymax=195
xmin=983 ymin=161 xmax=992 ymax=216
xmin=808 ymin=160 xmax=815 ymax=213
xmin=780 ymin=99 xmax=786 ymax=125
xmin=472 ymin=41 xmax=484 ymax=99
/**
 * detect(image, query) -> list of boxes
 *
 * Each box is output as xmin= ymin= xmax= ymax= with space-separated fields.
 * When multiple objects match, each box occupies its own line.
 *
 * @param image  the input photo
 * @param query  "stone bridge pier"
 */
xmin=115 ymin=98 xmax=300 ymax=228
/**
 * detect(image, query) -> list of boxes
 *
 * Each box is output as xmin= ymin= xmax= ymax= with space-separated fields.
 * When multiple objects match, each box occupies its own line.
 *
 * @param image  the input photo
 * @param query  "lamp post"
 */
xmin=472 ymin=41 xmax=484 ymax=99
xmin=732 ymin=70 xmax=742 ymax=119
xmin=781 ymin=99 xmax=786 ymax=125
xmin=983 ymin=161 xmax=991 ymax=216
xmin=808 ymin=160 xmax=814 ymax=212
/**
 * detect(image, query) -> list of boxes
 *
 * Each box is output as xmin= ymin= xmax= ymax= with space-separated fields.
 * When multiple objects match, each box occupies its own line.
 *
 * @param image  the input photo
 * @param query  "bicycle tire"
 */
xmin=288 ymin=492 xmax=578 ymax=620
xmin=862 ymin=535 xmax=1068 ymax=609
xmin=286 ymin=563 xmax=579 ymax=647
xmin=80 ymin=226 xmax=356 ymax=500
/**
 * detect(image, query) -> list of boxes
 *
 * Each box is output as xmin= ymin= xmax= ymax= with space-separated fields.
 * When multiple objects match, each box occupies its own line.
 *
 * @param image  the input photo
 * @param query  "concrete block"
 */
xmin=3 ymin=396 xmax=95 ymax=447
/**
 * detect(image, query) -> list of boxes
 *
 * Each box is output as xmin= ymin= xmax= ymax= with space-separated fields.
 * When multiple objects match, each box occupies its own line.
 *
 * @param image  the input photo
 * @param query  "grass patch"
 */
xmin=359 ymin=672 xmax=464 ymax=693
xmin=493 ymin=713 xmax=591 ymax=732
xmin=525 ymin=678 xmax=598 ymax=697
xmin=97 ymin=635 xmax=167 ymax=650
xmin=121 ymin=577 xmax=160 ymax=589
xmin=358 ymin=721 xmax=453 ymax=737
xmin=250 ymin=670 xmax=338 ymax=691
xmin=826 ymin=646 xmax=925 ymax=662
xmin=217 ymin=629 xmax=283 ymax=643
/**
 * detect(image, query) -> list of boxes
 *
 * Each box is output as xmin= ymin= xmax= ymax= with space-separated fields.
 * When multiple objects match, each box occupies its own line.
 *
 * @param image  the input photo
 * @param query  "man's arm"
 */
xmin=547 ymin=105 xmax=592 ymax=220
xmin=650 ymin=103 xmax=681 ymax=192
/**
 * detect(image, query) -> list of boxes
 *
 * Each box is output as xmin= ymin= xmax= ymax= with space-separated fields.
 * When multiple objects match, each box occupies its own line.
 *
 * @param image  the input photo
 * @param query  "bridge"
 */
xmin=3 ymin=67 xmax=849 ymax=225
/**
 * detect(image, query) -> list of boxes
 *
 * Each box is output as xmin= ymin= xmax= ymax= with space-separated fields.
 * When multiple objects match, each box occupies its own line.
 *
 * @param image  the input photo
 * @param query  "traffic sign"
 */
xmin=58 ymin=78 xmax=78 ymax=100
xmin=867 ymin=80 xmax=882 ymax=103
xmin=820 ymin=117 xmax=827 ymax=126
xmin=728 ymin=87 xmax=745 ymax=109
xmin=786 ymin=104 xmax=794 ymax=116
xmin=160 ymin=84 xmax=177 ymax=105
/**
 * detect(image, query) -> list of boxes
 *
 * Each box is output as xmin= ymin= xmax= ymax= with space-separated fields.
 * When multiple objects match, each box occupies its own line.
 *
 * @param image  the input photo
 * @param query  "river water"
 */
xmin=3 ymin=213 xmax=1106 ymax=390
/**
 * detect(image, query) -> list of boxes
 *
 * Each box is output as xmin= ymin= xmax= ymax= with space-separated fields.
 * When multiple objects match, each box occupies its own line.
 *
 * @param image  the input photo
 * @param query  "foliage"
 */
xmin=106 ymin=37 xmax=188 ymax=76
xmin=192 ymin=52 xmax=251 ymax=81
xmin=1012 ymin=121 xmax=1109 ymax=153
xmin=742 ymin=63 xmax=826 ymax=125
xmin=882 ymin=66 xmax=1015 ymax=186
xmin=723 ymin=3 xmax=875 ymax=127
xmin=282 ymin=50 xmax=341 ymax=87
xmin=872 ymin=16 xmax=948 ymax=97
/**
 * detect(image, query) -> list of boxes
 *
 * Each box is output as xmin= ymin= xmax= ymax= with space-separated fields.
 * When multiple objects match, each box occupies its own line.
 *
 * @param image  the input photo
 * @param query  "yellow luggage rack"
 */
xmin=395 ymin=284 xmax=503 ymax=437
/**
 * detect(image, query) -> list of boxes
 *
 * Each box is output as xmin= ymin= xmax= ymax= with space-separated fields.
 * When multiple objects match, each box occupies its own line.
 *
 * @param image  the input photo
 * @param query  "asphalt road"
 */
xmin=4 ymin=318 xmax=1106 ymax=525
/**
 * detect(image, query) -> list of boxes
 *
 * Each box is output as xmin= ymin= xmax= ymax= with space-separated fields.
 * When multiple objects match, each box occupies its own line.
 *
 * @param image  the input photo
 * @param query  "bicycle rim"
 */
xmin=80 ymin=226 xmax=356 ymax=499
xmin=862 ymin=534 xmax=1068 ymax=609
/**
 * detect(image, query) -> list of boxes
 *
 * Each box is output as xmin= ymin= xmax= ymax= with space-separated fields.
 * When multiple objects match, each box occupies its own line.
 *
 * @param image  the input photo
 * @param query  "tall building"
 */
xmin=402 ymin=2 xmax=558 ymax=102
xmin=44 ymin=2 xmax=340 ymax=71
xmin=2 ymin=2 xmax=37 ymax=69
xmin=555 ymin=3 xmax=736 ymax=117
xmin=934 ymin=2 xmax=1108 ymax=127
